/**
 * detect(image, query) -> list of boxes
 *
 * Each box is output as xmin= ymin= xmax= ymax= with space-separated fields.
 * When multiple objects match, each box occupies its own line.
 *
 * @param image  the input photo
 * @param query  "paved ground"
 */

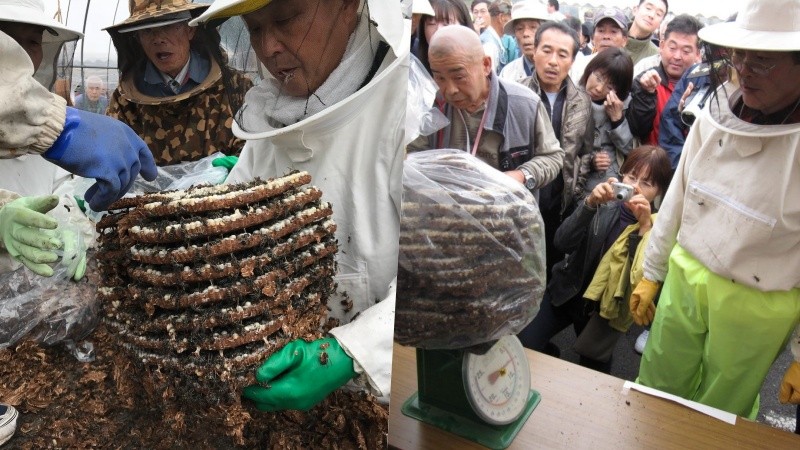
xmin=549 ymin=323 xmax=798 ymax=434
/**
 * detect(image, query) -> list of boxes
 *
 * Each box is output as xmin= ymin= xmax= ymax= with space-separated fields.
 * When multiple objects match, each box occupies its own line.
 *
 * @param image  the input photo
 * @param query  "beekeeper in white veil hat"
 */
xmin=190 ymin=0 xmax=409 ymax=412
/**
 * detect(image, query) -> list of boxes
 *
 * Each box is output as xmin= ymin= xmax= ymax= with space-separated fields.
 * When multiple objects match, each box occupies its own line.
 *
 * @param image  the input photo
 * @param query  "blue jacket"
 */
xmin=658 ymin=63 xmax=712 ymax=169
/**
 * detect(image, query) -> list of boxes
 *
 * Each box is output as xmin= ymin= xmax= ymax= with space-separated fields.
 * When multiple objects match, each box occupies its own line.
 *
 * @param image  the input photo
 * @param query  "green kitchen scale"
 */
xmin=401 ymin=335 xmax=540 ymax=449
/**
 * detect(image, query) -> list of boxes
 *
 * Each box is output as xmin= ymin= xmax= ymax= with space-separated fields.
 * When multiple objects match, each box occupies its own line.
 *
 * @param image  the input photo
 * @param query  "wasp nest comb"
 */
xmin=96 ymin=171 xmax=338 ymax=397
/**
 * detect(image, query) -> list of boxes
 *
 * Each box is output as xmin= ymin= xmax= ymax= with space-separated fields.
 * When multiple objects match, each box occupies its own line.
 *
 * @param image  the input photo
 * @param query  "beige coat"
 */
xmin=0 ymin=31 xmax=65 ymax=159
xmin=644 ymin=85 xmax=800 ymax=292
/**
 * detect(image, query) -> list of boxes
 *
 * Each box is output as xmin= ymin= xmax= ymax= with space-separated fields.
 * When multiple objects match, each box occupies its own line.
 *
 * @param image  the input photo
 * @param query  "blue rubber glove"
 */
xmin=43 ymin=107 xmax=158 ymax=211
xmin=242 ymin=337 xmax=358 ymax=411
xmin=0 ymin=196 xmax=62 ymax=276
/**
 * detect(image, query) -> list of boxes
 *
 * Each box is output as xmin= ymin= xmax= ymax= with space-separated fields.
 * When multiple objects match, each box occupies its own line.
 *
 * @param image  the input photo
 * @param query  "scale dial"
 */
xmin=462 ymin=335 xmax=531 ymax=425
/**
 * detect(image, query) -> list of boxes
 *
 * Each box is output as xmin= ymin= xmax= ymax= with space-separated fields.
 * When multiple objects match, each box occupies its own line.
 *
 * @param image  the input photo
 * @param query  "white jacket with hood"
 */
xmin=221 ymin=1 xmax=409 ymax=400
xmin=0 ymin=30 xmax=66 ymax=159
xmin=643 ymin=84 xmax=800 ymax=360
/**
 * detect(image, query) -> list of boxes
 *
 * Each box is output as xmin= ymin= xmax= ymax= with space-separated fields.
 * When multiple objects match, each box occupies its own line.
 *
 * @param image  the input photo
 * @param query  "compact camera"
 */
xmin=611 ymin=182 xmax=634 ymax=201
xmin=680 ymin=85 xmax=710 ymax=126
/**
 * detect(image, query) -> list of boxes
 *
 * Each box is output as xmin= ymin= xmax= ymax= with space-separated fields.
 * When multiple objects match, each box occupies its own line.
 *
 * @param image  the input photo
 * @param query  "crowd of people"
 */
xmin=411 ymin=0 xmax=800 ymax=435
xmin=1 ymin=0 xmax=800 ymax=445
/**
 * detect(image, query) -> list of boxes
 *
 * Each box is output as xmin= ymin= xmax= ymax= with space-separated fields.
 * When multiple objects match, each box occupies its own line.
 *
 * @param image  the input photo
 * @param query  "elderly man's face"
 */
xmin=137 ymin=22 xmax=195 ymax=78
xmin=430 ymin=45 xmax=492 ymax=113
xmin=0 ymin=22 xmax=44 ymax=71
xmin=86 ymin=82 xmax=103 ymax=102
xmin=533 ymin=28 xmax=575 ymax=92
xmin=733 ymin=50 xmax=800 ymax=115
xmin=244 ymin=0 xmax=358 ymax=98
xmin=592 ymin=19 xmax=627 ymax=53
xmin=513 ymin=19 xmax=542 ymax=59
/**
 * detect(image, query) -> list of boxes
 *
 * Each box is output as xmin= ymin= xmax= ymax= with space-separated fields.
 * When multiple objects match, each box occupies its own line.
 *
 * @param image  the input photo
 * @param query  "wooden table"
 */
xmin=389 ymin=343 xmax=800 ymax=449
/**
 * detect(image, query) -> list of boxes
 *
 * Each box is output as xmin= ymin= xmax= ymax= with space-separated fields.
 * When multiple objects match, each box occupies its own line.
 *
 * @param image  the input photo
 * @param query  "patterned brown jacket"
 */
xmin=108 ymin=57 xmax=251 ymax=166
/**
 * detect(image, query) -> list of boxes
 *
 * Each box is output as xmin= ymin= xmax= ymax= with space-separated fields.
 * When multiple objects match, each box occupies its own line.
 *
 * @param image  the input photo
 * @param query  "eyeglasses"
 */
xmin=621 ymin=173 xmax=654 ymax=190
xmin=590 ymin=71 xmax=614 ymax=90
xmin=727 ymin=52 xmax=777 ymax=76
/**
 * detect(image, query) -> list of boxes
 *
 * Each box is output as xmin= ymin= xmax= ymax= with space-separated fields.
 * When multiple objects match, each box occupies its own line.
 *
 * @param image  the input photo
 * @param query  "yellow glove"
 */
xmin=779 ymin=361 xmax=800 ymax=404
xmin=630 ymin=278 xmax=661 ymax=326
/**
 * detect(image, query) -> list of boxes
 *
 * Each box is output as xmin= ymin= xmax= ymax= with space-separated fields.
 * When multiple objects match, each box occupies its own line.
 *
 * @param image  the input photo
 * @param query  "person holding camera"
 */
xmin=656 ymin=62 xmax=712 ymax=170
xmin=518 ymin=145 xmax=672 ymax=373
xmin=657 ymin=30 xmax=736 ymax=170
xmin=626 ymin=14 xmax=703 ymax=145
xmin=630 ymin=0 xmax=800 ymax=420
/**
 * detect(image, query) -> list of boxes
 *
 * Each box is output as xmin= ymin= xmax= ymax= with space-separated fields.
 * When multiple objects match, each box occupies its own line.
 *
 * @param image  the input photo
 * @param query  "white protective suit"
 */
xmin=0 ymin=30 xmax=67 ymax=158
xmin=224 ymin=2 xmax=409 ymax=399
xmin=0 ymin=31 xmax=94 ymax=268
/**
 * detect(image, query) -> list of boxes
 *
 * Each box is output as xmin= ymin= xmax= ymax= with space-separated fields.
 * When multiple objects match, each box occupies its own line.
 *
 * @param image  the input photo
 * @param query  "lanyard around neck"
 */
xmin=459 ymin=87 xmax=491 ymax=156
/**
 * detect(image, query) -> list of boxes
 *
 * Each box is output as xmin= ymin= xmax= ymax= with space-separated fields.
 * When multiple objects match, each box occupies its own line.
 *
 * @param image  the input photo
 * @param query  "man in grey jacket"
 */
xmin=410 ymin=25 xmax=563 ymax=193
xmin=519 ymin=21 xmax=592 ymax=279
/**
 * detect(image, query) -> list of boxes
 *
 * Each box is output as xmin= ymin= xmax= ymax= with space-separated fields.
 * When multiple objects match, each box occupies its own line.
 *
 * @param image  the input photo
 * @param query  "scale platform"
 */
xmin=402 ymin=389 xmax=540 ymax=449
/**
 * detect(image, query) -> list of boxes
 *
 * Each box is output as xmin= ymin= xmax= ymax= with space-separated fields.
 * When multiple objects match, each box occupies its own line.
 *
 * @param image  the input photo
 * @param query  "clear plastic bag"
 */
xmin=0 ymin=223 xmax=98 ymax=360
xmin=81 ymin=152 xmax=230 ymax=221
xmin=405 ymin=54 xmax=449 ymax=146
xmin=394 ymin=149 xmax=546 ymax=349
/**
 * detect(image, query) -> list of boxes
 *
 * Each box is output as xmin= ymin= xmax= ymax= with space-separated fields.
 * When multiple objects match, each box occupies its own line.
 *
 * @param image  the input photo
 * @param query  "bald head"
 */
xmin=428 ymin=25 xmax=485 ymax=63
xmin=428 ymin=25 xmax=491 ymax=113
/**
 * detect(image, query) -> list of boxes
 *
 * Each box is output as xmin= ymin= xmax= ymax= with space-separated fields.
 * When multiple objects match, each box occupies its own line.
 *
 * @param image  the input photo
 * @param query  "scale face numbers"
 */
xmin=462 ymin=335 xmax=531 ymax=425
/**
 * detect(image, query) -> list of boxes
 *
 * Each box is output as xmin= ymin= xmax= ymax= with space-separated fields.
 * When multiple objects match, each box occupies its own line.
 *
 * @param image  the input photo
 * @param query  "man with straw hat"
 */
xmin=190 ymin=0 xmax=407 ymax=412
xmin=0 ymin=0 xmax=157 ymax=213
xmin=104 ymin=0 xmax=252 ymax=166
xmin=498 ymin=0 xmax=551 ymax=83
xmin=629 ymin=0 xmax=800 ymax=419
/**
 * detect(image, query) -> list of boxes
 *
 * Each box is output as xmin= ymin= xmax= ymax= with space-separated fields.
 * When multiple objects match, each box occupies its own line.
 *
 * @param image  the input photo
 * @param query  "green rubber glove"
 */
xmin=211 ymin=155 xmax=239 ymax=171
xmin=242 ymin=337 xmax=358 ymax=411
xmin=60 ymin=228 xmax=87 ymax=281
xmin=0 ymin=196 xmax=62 ymax=276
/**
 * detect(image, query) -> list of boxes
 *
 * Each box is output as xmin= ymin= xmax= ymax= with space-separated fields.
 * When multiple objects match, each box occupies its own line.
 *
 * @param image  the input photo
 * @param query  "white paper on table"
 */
xmin=622 ymin=380 xmax=738 ymax=425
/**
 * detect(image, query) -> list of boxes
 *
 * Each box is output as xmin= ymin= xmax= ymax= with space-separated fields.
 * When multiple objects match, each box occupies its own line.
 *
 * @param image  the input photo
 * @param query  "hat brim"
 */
xmin=105 ymin=3 xmax=209 ymax=32
xmin=190 ymin=0 xmax=272 ymax=26
xmin=1 ymin=6 xmax=82 ymax=42
xmin=594 ymin=17 xmax=627 ymax=32
xmin=503 ymin=17 xmax=547 ymax=36
xmin=117 ymin=16 xmax=191 ymax=34
xmin=698 ymin=22 xmax=800 ymax=51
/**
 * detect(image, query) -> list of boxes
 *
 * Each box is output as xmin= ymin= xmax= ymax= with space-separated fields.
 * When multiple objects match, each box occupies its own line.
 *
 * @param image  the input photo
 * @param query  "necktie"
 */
xmin=168 ymin=78 xmax=181 ymax=95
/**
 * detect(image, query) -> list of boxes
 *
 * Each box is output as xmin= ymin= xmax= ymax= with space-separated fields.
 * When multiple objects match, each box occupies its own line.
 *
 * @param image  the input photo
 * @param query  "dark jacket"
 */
xmin=658 ymin=63 xmax=712 ymax=169
xmin=520 ymin=73 xmax=593 ymax=214
xmin=546 ymin=201 xmax=642 ymax=307
xmin=626 ymin=63 xmax=665 ymax=142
